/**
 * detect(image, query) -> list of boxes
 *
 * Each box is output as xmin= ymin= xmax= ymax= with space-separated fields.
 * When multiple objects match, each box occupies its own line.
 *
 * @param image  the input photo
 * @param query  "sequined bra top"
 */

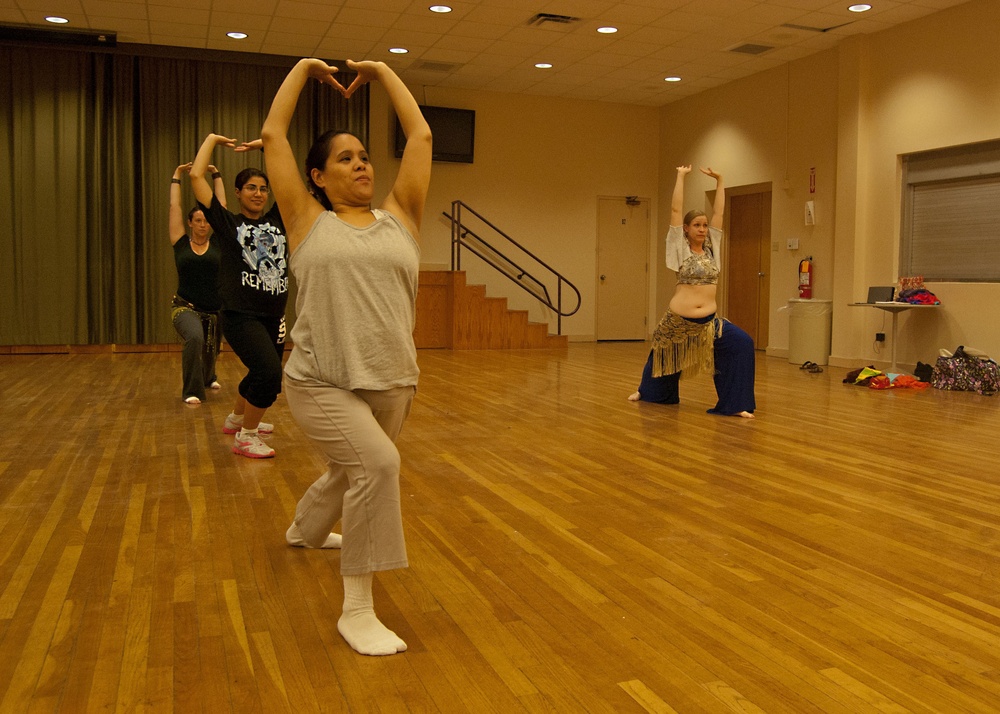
xmin=676 ymin=250 xmax=720 ymax=286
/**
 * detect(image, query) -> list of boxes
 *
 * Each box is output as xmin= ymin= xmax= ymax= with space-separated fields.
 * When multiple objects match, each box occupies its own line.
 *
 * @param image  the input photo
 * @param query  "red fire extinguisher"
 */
xmin=798 ymin=257 xmax=813 ymax=299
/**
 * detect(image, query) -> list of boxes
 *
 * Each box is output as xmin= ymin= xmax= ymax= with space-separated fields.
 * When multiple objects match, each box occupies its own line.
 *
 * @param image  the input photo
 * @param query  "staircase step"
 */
xmin=415 ymin=271 xmax=568 ymax=350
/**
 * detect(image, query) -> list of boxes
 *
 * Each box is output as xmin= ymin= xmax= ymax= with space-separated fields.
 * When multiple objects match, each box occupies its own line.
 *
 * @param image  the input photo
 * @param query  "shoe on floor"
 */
xmin=223 ymin=413 xmax=274 ymax=434
xmin=232 ymin=431 xmax=275 ymax=459
xmin=184 ymin=396 xmax=201 ymax=404
xmin=286 ymin=523 xmax=342 ymax=549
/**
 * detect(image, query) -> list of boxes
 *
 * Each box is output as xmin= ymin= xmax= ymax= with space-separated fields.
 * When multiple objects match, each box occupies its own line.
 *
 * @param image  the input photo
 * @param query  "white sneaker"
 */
xmin=232 ymin=431 xmax=275 ymax=459
xmin=223 ymin=413 xmax=273 ymax=434
xmin=286 ymin=523 xmax=342 ymax=549
xmin=210 ymin=381 xmax=222 ymax=390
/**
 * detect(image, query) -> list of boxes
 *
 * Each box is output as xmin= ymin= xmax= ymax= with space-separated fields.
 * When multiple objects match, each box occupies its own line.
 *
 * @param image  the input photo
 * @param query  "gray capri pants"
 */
xmin=284 ymin=375 xmax=415 ymax=576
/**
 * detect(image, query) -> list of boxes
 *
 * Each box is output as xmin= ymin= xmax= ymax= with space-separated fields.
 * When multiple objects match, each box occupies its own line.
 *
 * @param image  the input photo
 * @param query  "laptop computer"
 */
xmin=866 ymin=286 xmax=896 ymax=303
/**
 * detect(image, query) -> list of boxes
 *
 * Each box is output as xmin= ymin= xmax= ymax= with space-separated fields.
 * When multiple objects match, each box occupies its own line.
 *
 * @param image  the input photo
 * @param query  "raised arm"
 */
xmin=344 ymin=61 xmax=432 ymax=235
xmin=261 ymin=59 xmax=341 ymax=247
xmin=209 ymin=164 xmax=227 ymax=208
xmin=190 ymin=134 xmax=237 ymax=208
xmin=168 ymin=163 xmax=190 ymax=246
xmin=670 ymin=165 xmax=692 ymax=226
xmin=702 ymin=167 xmax=724 ymax=229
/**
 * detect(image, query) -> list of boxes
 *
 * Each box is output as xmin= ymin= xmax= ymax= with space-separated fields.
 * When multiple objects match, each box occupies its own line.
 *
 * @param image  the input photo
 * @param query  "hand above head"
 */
xmin=300 ymin=58 xmax=347 ymax=94
xmin=235 ymin=139 xmax=263 ymax=153
xmin=700 ymin=166 xmax=722 ymax=180
xmin=175 ymin=161 xmax=193 ymax=175
xmin=341 ymin=59 xmax=385 ymax=99
xmin=207 ymin=164 xmax=219 ymax=173
xmin=676 ymin=164 xmax=693 ymax=175
xmin=208 ymin=133 xmax=238 ymax=148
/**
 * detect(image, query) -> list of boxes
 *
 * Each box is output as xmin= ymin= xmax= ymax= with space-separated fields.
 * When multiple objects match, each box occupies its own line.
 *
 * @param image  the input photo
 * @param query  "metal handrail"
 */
xmin=444 ymin=200 xmax=581 ymax=335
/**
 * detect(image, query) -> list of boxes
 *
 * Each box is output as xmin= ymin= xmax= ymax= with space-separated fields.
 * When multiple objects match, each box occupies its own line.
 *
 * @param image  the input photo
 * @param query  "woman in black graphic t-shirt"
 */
xmin=191 ymin=135 xmax=289 ymax=459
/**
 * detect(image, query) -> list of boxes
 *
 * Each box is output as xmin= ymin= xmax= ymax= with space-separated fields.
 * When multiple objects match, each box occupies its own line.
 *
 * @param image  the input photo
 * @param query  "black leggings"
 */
xmin=221 ymin=310 xmax=286 ymax=409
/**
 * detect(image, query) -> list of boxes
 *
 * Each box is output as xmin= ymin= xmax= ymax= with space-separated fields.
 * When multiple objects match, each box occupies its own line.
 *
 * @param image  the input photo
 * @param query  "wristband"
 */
xmin=212 ymin=171 xmax=222 ymax=179
xmin=171 ymin=178 xmax=181 ymax=184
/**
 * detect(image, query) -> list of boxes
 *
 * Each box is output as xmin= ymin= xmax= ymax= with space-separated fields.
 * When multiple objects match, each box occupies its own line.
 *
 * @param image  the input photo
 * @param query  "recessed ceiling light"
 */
xmin=227 ymin=31 xmax=248 ymax=39
xmin=389 ymin=47 xmax=408 ymax=54
xmin=45 ymin=16 xmax=69 ymax=24
xmin=535 ymin=63 xmax=553 ymax=69
xmin=848 ymin=3 xmax=872 ymax=11
xmin=664 ymin=76 xmax=681 ymax=82
xmin=429 ymin=5 xmax=452 ymax=12
xmin=597 ymin=26 xmax=617 ymax=34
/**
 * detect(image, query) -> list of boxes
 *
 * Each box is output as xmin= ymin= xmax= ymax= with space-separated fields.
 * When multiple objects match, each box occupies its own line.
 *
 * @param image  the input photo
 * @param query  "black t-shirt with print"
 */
xmin=199 ymin=195 xmax=288 ymax=317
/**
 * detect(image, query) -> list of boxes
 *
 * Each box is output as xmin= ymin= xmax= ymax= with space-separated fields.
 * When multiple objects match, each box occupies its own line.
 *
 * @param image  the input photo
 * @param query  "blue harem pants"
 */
xmin=637 ymin=316 xmax=756 ymax=415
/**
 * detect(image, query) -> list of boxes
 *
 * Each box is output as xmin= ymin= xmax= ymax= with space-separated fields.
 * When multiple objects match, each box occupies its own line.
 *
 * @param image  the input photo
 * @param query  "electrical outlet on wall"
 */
xmin=786 ymin=238 xmax=799 ymax=250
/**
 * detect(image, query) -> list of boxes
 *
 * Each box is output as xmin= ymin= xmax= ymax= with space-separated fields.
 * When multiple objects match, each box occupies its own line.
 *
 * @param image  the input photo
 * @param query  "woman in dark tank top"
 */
xmin=169 ymin=162 xmax=224 ymax=405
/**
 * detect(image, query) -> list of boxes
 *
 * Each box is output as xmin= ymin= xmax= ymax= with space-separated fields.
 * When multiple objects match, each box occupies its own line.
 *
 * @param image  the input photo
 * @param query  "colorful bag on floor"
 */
xmin=931 ymin=348 xmax=1000 ymax=395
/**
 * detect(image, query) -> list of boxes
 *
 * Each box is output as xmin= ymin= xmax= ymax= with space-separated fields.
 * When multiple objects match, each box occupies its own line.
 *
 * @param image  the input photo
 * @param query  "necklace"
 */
xmin=191 ymin=237 xmax=209 ymax=247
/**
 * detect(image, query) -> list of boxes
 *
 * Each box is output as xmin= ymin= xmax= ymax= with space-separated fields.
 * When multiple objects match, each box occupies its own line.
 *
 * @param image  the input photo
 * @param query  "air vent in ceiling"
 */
xmin=412 ymin=60 xmax=461 ymax=73
xmin=781 ymin=22 xmax=853 ymax=33
xmin=527 ymin=12 xmax=580 ymax=27
xmin=728 ymin=43 xmax=774 ymax=56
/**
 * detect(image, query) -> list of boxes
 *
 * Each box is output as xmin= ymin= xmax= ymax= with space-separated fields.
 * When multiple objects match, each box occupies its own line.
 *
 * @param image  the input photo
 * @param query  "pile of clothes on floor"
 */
xmin=843 ymin=365 xmax=930 ymax=390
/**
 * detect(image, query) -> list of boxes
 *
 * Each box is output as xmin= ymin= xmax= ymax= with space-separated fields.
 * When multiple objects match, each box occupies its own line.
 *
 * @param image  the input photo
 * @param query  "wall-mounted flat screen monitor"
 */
xmin=395 ymin=105 xmax=475 ymax=164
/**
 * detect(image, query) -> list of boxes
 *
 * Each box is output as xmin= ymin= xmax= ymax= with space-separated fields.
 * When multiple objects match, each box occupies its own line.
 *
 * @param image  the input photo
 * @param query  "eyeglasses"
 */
xmin=241 ymin=184 xmax=269 ymax=194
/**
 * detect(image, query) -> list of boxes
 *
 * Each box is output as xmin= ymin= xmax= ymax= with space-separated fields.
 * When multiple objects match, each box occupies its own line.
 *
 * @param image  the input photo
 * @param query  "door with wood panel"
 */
xmin=725 ymin=190 xmax=771 ymax=348
xmin=596 ymin=197 xmax=649 ymax=340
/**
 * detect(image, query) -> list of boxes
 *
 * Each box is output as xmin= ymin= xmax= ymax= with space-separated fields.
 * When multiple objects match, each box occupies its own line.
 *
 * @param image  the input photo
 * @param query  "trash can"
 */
xmin=787 ymin=298 xmax=832 ymax=366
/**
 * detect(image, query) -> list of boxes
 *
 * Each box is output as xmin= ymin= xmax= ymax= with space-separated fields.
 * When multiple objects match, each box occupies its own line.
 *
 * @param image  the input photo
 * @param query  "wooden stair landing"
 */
xmin=414 ymin=270 xmax=567 ymax=349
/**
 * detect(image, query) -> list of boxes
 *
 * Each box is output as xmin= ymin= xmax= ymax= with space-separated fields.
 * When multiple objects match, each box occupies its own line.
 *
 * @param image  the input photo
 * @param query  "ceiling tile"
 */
xmin=3 ymin=0 xmax=971 ymax=107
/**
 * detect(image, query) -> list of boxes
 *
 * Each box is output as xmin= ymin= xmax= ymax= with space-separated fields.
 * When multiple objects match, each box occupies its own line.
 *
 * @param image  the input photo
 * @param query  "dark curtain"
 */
xmin=0 ymin=44 xmax=367 ymax=345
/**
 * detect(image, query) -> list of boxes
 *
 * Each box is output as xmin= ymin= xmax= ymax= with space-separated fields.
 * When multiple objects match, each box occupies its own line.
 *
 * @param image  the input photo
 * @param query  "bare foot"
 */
xmin=732 ymin=411 xmax=755 ymax=419
xmin=627 ymin=391 xmax=641 ymax=402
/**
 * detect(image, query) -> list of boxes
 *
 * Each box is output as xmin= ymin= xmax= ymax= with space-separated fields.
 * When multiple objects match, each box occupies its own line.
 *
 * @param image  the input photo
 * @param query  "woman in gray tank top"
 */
xmin=261 ymin=58 xmax=432 ymax=657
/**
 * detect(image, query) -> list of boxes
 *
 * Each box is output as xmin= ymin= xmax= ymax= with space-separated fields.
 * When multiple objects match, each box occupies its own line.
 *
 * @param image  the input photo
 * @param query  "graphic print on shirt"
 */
xmin=237 ymin=221 xmax=288 ymax=295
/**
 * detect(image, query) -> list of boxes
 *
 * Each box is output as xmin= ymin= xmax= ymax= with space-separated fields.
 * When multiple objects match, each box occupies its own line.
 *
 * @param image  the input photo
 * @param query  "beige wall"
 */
xmin=848 ymin=0 xmax=1000 ymax=368
xmin=367 ymin=0 xmax=998 ymax=363
xmin=368 ymin=87 xmax=660 ymax=340
xmin=658 ymin=0 xmax=1000 ymax=369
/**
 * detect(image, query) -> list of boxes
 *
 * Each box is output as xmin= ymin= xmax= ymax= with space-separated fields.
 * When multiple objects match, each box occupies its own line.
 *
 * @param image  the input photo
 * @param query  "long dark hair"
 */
xmin=305 ymin=129 xmax=365 ymax=211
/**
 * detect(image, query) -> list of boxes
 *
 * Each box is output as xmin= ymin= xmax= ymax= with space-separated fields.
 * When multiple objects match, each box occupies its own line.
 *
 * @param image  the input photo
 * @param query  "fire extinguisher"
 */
xmin=798 ymin=257 xmax=813 ymax=299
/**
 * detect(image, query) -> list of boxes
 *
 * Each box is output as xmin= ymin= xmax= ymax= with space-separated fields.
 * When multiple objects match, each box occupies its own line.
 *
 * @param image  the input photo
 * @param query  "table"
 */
xmin=849 ymin=302 xmax=940 ymax=371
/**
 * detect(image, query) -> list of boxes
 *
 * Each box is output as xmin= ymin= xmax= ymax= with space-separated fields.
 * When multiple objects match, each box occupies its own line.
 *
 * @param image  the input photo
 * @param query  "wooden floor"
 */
xmin=1 ymin=344 xmax=999 ymax=713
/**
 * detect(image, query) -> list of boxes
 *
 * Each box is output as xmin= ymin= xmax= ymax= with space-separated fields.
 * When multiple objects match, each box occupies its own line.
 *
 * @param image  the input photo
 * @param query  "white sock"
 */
xmin=238 ymin=427 xmax=258 ymax=438
xmin=286 ymin=523 xmax=342 ymax=549
xmin=338 ymin=573 xmax=407 ymax=656
xmin=229 ymin=412 xmax=244 ymax=424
